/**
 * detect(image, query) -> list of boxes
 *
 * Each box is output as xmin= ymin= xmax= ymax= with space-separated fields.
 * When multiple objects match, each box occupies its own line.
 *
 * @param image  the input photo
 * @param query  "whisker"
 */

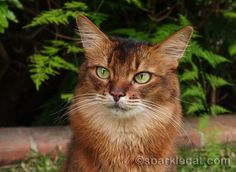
xmin=140 ymin=100 xmax=193 ymax=145
xmin=173 ymin=97 xmax=196 ymax=105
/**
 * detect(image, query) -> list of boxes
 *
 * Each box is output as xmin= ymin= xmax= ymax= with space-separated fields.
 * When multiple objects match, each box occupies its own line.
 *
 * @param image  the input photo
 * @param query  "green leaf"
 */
xmin=201 ymin=51 xmax=229 ymax=68
xmin=180 ymin=44 xmax=193 ymax=63
xmin=61 ymin=93 xmax=74 ymax=101
xmin=152 ymin=24 xmax=180 ymax=43
xmin=180 ymin=68 xmax=198 ymax=82
xmin=182 ymin=83 xmax=206 ymax=100
xmin=86 ymin=12 xmax=107 ymax=26
xmin=198 ymin=115 xmax=209 ymax=130
xmin=223 ymin=11 xmax=236 ymax=19
xmin=41 ymin=46 xmax=60 ymax=56
xmin=9 ymin=0 xmax=23 ymax=9
xmin=206 ymin=74 xmax=231 ymax=90
xmin=66 ymin=45 xmax=83 ymax=54
xmin=229 ymin=43 xmax=236 ymax=56
xmin=25 ymin=9 xmax=69 ymax=27
xmin=210 ymin=105 xmax=231 ymax=115
xmin=187 ymin=102 xmax=205 ymax=114
xmin=179 ymin=14 xmax=192 ymax=27
xmin=64 ymin=2 xmax=88 ymax=11
xmin=50 ymin=40 xmax=66 ymax=47
xmin=126 ymin=0 xmax=145 ymax=10
xmin=29 ymin=55 xmax=78 ymax=90
xmin=191 ymin=43 xmax=229 ymax=68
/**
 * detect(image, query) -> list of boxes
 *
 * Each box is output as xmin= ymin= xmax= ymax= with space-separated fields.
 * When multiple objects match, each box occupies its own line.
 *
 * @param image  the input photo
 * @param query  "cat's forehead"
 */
xmin=107 ymin=39 xmax=150 ymax=75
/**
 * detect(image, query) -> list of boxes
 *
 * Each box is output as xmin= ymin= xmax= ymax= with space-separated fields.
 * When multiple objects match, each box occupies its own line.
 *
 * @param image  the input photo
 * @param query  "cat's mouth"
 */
xmin=108 ymin=103 xmax=128 ymax=112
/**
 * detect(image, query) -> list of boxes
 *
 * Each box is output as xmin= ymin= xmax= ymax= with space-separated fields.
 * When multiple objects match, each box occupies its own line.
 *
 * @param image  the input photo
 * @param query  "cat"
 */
xmin=62 ymin=14 xmax=193 ymax=172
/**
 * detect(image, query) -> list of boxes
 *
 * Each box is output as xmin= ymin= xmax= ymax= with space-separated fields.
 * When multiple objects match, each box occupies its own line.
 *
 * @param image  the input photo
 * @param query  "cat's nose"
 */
xmin=110 ymin=90 xmax=126 ymax=102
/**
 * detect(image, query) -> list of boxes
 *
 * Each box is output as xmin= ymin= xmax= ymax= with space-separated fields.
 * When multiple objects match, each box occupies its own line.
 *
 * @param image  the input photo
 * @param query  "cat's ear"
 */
xmin=76 ymin=15 xmax=110 ymax=51
xmin=152 ymin=26 xmax=193 ymax=69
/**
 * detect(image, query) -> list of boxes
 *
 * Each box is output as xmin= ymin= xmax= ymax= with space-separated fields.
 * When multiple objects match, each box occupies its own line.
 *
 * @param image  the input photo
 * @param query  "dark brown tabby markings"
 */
xmin=63 ymin=15 xmax=193 ymax=172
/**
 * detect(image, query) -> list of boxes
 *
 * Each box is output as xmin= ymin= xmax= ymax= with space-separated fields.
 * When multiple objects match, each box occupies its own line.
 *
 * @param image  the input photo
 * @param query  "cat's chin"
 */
xmin=106 ymin=105 xmax=142 ymax=119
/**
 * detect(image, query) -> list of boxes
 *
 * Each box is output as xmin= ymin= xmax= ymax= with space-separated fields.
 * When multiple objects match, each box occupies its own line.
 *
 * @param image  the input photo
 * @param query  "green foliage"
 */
xmin=229 ymin=43 xmax=236 ymax=56
xmin=126 ymin=0 xmax=145 ymax=10
xmin=1 ymin=145 xmax=236 ymax=172
xmin=182 ymin=84 xmax=206 ymax=100
xmin=1 ymin=0 xmax=229 ymax=124
xmin=60 ymin=93 xmax=74 ymax=102
xmin=178 ymin=144 xmax=235 ymax=172
xmin=206 ymin=74 xmax=231 ymax=90
xmin=27 ymin=1 xmax=107 ymax=94
xmin=210 ymin=105 xmax=231 ymax=115
xmin=198 ymin=115 xmax=209 ymax=131
xmin=25 ymin=2 xmax=87 ymax=28
xmin=30 ymin=54 xmax=78 ymax=90
xmin=0 ymin=0 xmax=22 ymax=33
xmin=25 ymin=1 xmax=106 ymax=28
xmin=29 ymin=40 xmax=82 ymax=90
xmin=0 ymin=151 xmax=64 ymax=172
xmin=112 ymin=14 xmax=231 ymax=116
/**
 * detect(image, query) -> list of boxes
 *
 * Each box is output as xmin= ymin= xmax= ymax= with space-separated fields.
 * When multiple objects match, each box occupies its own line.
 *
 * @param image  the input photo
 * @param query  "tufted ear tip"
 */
xmin=181 ymin=26 xmax=193 ymax=39
xmin=152 ymin=26 xmax=193 ymax=60
xmin=149 ymin=26 xmax=193 ymax=70
xmin=76 ymin=14 xmax=110 ymax=50
xmin=76 ymin=14 xmax=91 ymax=27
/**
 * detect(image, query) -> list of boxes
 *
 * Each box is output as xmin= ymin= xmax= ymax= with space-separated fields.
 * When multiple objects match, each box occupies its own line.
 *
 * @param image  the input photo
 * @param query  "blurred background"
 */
xmin=0 ymin=0 xmax=235 ymax=127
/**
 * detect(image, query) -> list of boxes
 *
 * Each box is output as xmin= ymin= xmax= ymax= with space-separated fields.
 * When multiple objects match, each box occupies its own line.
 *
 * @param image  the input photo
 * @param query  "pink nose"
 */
xmin=110 ymin=90 xmax=125 ymax=102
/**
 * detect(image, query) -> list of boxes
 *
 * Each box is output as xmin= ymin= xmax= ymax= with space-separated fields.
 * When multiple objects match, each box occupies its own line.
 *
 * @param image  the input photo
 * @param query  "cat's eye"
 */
xmin=96 ymin=67 xmax=110 ymax=79
xmin=134 ymin=72 xmax=151 ymax=84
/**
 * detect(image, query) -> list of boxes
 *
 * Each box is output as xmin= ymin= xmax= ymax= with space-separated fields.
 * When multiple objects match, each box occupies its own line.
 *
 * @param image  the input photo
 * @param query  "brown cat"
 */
xmin=63 ymin=15 xmax=193 ymax=172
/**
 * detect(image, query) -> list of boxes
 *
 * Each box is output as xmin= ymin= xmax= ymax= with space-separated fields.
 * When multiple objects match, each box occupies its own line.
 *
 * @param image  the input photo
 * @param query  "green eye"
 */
xmin=96 ymin=67 xmax=110 ymax=79
xmin=134 ymin=72 xmax=151 ymax=84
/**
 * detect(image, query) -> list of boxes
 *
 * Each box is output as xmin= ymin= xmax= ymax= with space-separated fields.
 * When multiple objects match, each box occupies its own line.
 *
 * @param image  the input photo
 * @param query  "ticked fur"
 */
xmin=63 ymin=15 xmax=193 ymax=172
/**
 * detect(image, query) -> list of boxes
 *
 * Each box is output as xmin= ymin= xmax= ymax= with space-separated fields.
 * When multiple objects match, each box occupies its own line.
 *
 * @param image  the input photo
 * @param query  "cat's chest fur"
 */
xmin=63 ymin=14 xmax=192 ymax=172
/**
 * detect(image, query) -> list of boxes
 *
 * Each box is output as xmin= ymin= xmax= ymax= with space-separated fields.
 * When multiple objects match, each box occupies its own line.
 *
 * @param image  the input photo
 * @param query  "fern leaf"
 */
xmin=66 ymin=45 xmax=83 ymax=54
xmin=86 ymin=12 xmax=107 ymax=26
xmin=210 ymin=105 xmax=231 ymax=115
xmin=198 ymin=115 xmax=209 ymax=130
xmin=152 ymin=24 xmax=180 ymax=42
xmin=223 ymin=12 xmax=236 ymax=19
xmin=206 ymin=74 xmax=231 ymax=90
xmin=229 ymin=43 xmax=236 ymax=56
xmin=187 ymin=102 xmax=205 ymax=114
xmin=0 ymin=2 xmax=19 ymax=33
xmin=25 ymin=9 xmax=69 ymax=27
xmin=180 ymin=46 xmax=193 ymax=63
xmin=126 ymin=0 xmax=145 ymax=10
xmin=9 ymin=0 xmax=23 ymax=9
xmin=50 ymin=40 xmax=66 ymax=47
xmin=29 ymin=55 xmax=78 ymax=90
xmin=202 ymin=51 xmax=229 ymax=68
xmin=25 ymin=1 xmax=89 ymax=28
xmin=180 ymin=69 xmax=198 ymax=81
xmin=179 ymin=14 xmax=192 ymax=27
xmin=61 ymin=93 xmax=74 ymax=101
xmin=41 ymin=46 xmax=59 ymax=56
xmin=64 ymin=2 xmax=88 ymax=10
xmin=182 ymin=83 xmax=206 ymax=100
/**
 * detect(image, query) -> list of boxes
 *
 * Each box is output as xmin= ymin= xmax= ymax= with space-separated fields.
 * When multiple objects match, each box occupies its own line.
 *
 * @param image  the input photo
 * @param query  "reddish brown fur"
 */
xmin=62 ymin=15 xmax=193 ymax=172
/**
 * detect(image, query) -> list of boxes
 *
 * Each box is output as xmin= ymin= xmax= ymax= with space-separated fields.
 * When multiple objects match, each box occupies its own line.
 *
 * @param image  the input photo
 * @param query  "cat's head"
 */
xmin=75 ymin=15 xmax=192 ymax=120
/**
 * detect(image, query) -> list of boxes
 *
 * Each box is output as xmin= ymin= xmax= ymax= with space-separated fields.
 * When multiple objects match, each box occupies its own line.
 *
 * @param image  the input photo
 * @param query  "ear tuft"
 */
xmin=156 ymin=26 xmax=193 ymax=59
xmin=76 ymin=15 xmax=110 ymax=50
